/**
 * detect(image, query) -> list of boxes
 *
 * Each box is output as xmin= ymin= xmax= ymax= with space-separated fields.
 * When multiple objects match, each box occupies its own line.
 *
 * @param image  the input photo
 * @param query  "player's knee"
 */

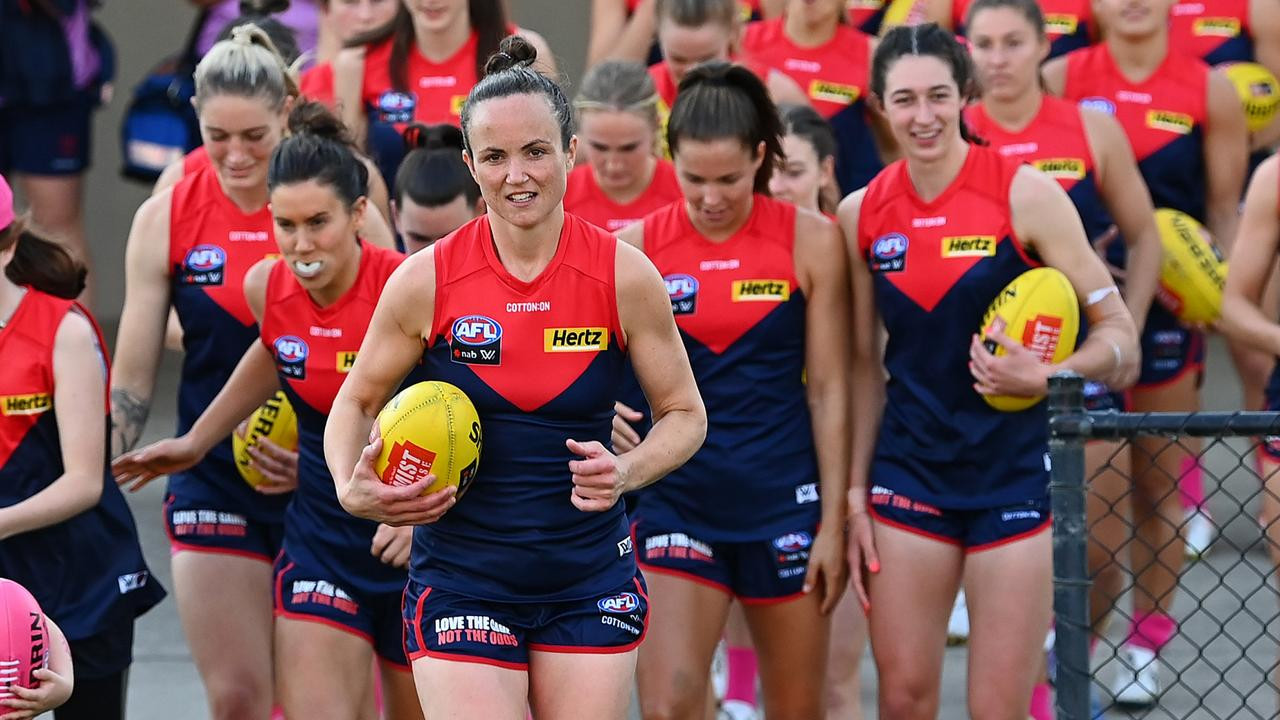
xmin=638 ymin=669 xmax=709 ymax=720
xmin=205 ymin=671 xmax=272 ymax=720
xmin=877 ymin=675 xmax=937 ymax=720
xmin=967 ymin=691 xmax=1031 ymax=720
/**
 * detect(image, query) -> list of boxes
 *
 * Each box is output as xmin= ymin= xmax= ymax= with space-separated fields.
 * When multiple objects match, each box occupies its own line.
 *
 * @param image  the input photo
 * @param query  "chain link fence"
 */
xmin=1049 ymin=373 xmax=1280 ymax=719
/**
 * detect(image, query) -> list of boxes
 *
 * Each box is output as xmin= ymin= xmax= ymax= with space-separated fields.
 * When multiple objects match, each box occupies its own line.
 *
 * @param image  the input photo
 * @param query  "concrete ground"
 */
xmin=101 ymin=334 xmax=1277 ymax=719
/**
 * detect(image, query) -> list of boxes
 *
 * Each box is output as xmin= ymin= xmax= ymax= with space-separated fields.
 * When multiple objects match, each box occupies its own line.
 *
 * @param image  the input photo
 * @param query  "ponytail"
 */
xmin=0 ymin=222 xmax=88 ymax=300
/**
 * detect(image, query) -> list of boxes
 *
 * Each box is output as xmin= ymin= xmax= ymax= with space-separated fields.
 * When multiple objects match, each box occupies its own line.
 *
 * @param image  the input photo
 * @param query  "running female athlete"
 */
xmin=111 ymin=26 xmax=298 ymax=720
xmin=0 ymin=175 xmax=164 ymax=720
xmin=622 ymin=62 xmax=851 ymax=720
xmin=324 ymin=36 xmax=706 ymax=719
xmin=918 ymin=0 xmax=1096 ymax=58
xmin=566 ymin=60 xmax=683 ymax=233
xmin=1041 ymin=0 xmax=1248 ymax=701
xmin=114 ymin=108 xmax=424 ymax=720
xmin=842 ymin=23 xmax=1137 ymax=719
xmin=391 ymin=123 xmax=483 ymax=254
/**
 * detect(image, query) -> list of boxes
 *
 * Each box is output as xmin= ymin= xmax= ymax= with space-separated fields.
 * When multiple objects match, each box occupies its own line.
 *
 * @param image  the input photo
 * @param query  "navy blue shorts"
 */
xmin=1136 ymin=305 xmax=1205 ymax=389
xmin=868 ymin=485 xmax=1051 ymax=551
xmin=1084 ymin=379 xmax=1127 ymax=413
xmin=0 ymin=92 xmax=95 ymax=175
xmin=633 ymin=522 xmax=815 ymax=603
xmin=274 ymin=550 xmax=408 ymax=666
xmin=402 ymin=572 xmax=649 ymax=670
xmin=1260 ymin=365 xmax=1280 ymax=463
xmin=163 ymin=492 xmax=284 ymax=563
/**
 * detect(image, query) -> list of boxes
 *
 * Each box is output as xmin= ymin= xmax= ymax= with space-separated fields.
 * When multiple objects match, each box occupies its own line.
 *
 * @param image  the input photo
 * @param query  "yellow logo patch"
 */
xmin=809 ymin=80 xmax=861 ymax=106
xmin=1146 ymin=110 xmax=1195 ymax=134
xmin=544 ymin=327 xmax=609 ymax=352
xmin=731 ymin=280 xmax=791 ymax=302
xmin=846 ymin=0 xmax=885 ymax=8
xmin=336 ymin=351 xmax=358 ymax=373
xmin=449 ymin=95 xmax=467 ymax=116
xmin=1193 ymin=17 xmax=1241 ymax=36
xmin=1043 ymin=13 xmax=1079 ymax=34
xmin=1032 ymin=157 xmax=1087 ymax=180
xmin=1 ymin=393 xmax=51 ymax=416
xmin=941 ymin=236 xmax=997 ymax=258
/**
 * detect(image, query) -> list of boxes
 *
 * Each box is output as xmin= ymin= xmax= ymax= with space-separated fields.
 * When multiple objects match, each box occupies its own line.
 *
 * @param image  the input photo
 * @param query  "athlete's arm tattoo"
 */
xmin=110 ymin=389 xmax=151 ymax=456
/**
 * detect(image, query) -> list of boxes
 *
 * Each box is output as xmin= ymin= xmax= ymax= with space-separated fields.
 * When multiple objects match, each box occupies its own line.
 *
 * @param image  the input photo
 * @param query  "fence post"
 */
xmin=1048 ymin=371 xmax=1090 ymax=720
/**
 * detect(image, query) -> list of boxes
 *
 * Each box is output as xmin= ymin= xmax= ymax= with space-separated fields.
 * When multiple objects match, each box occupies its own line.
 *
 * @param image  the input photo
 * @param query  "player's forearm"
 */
xmin=621 ymin=402 xmax=706 ymax=492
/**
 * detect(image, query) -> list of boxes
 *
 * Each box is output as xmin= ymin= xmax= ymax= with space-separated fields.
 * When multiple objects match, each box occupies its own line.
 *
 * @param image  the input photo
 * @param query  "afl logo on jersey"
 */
xmin=1079 ymin=97 xmax=1116 ymax=115
xmin=664 ymin=274 xmax=699 ymax=315
xmin=273 ymin=335 xmax=309 ymax=379
xmin=597 ymin=592 xmax=641 ymax=614
xmin=182 ymin=244 xmax=226 ymax=286
xmin=869 ymin=233 xmax=908 ymax=273
xmin=375 ymin=91 xmax=417 ymax=124
xmin=772 ymin=532 xmax=812 ymax=553
xmin=450 ymin=315 xmax=502 ymax=366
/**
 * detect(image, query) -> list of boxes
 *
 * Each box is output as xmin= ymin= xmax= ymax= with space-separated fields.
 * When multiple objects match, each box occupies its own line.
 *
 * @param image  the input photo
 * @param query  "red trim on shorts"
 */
xmin=527 ymin=632 xmax=646 ymax=655
xmin=737 ymin=590 xmax=807 ymax=606
xmin=274 ymin=608 xmax=375 ymax=645
xmin=966 ymin=516 xmax=1052 ymax=554
xmin=868 ymin=506 xmax=961 ymax=546
xmin=409 ymin=647 xmax=529 ymax=671
xmin=412 ymin=586 xmax=432 ymax=662
xmin=636 ymin=562 xmax=732 ymax=595
xmin=1133 ymin=338 xmax=1206 ymax=392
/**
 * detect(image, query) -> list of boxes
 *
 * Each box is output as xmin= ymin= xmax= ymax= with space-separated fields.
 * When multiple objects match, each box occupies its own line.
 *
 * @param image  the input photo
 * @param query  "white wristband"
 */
xmin=1106 ymin=338 xmax=1123 ymax=372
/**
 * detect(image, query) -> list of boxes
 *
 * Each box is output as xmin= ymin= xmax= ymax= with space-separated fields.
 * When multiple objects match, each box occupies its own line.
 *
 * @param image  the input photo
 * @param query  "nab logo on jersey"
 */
xmin=182 ymin=244 xmax=226 ymax=286
xmin=1079 ymin=97 xmax=1116 ymax=115
xmin=869 ymin=233 xmax=908 ymax=273
xmin=597 ymin=592 xmax=640 ymax=614
xmin=450 ymin=315 xmax=502 ymax=366
xmin=664 ymin=274 xmax=699 ymax=315
xmin=273 ymin=335 xmax=309 ymax=379
xmin=376 ymin=91 xmax=417 ymax=124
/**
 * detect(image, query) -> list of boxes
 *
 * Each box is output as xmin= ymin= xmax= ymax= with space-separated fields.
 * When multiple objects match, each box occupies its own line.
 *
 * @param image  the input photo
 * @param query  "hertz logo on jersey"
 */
xmin=544 ymin=327 xmax=610 ymax=352
xmin=1043 ymin=13 xmax=1079 ymax=35
xmin=1193 ymin=17 xmax=1241 ymax=36
xmin=1146 ymin=110 xmax=1195 ymax=134
xmin=1033 ymin=158 xmax=1086 ymax=180
xmin=449 ymin=95 xmax=467 ymax=116
xmin=336 ymin=351 xmax=358 ymax=373
xmin=809 ymin=80 xmax=860 ymax=106
xmin=942 ymin=236 xmax=997 ymax=258
xmin=0 ymin=393 xmax=52 ymax=416
xmin=732 ymin=280 xmax=791 ymax=302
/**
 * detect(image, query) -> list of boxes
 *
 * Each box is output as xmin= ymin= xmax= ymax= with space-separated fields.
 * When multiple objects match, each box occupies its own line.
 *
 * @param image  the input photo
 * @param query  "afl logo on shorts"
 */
xmin=772 ymin=532 xmax=813 ymax=553
xmin=1079 ymin=97 xmax=1116 ymax=115
xmin=181 ymin=244 xmax=226 ymax=286
xmin=869 ymin=233 xmax=908 ymax=273
xmin=375 ymin=91 xmax=417 ymax=124
xmin=450 ymin=315 xmax=502 ymax=366
xmin=597 ymin=592 xmax=641 ymax=614
xmin=664 ymin=274 xmax=699 ymax=315
xmin=273 ymin=335 xmax=309 ymax=379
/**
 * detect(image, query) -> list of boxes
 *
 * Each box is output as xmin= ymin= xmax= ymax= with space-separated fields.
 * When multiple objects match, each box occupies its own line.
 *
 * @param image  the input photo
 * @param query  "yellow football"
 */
xmin=979 ymin=267 xmax=1081 ymax=412
xmin=372 ymin=381 xmax=482 ymax=498
xmin=1154 ymin=208 xmax=1227 ymax=326
xmin=232 ymin=391 xmax=299 ymax=487
xmin=1218 ymin=62 xmax=1280 ymax=133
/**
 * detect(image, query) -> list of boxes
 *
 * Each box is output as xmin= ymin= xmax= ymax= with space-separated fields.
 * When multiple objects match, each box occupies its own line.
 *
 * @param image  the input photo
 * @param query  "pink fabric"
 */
xmin=0 ymin=174 xmax=12 ymax=230
xmin=1128 ymin=610 xmax=1177 ymax=652
xmin=1178 ymin=456 xmax=1204 ymax=511
xmin=726 ymin=646 xmax=759 ymax=705
xmin=1029 ymin=682 xmax=1054 ymax=720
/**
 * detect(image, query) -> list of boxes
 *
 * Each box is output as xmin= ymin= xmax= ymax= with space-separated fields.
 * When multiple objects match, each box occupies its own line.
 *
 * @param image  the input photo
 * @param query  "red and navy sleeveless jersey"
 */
xmin=183 ymin=146 xmax=209 ymax=176
xmin=262 ymin=244 xmax=409 ymax=592
xmin=563 ymin=160 xmax=683 ymax=233
xmin=298 ymin=61 xmax=338 ymax=107
xmin=416 ymin=213 xmax=633 ymax=602
xmin=966 ymin=96 xmax=1111 ymax=245
xmin=953 ymin=0 xmax=1093 ymax=57
xmin=1062 ymin=44 xmax=1210 ymax=222
xmin=1170 ymin=0 xmax=1253 ymax=65
xmin=0 ymin=290 xmax=164 ymax=640
xmin=169 ymin=163 xmax=290 ymax=520
xmin=637 ymin=195 xmax=821 ymax=540
xmin=858 ymin=146 xmax=1047 ymax=507
xmin=741 ymin=19 xmax=882 ymax=192
xmin=847 ymin=0 xmax=890 ymax=36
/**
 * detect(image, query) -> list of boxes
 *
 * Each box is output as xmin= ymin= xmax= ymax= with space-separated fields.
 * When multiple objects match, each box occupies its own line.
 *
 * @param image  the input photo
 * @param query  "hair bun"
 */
xmin=288 ymin=100 xmax=351 ymax=143
xmin=483 ymin=35 xmax=537 ymax=77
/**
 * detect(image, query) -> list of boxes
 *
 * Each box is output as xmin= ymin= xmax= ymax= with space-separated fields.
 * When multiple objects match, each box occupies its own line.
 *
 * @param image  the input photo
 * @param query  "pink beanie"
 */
xmin=0 ymin=174 xmax=12 ymax=230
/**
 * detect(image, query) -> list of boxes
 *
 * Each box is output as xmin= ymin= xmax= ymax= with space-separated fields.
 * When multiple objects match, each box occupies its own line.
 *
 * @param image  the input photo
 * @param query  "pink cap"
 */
xmin=0 ymin=174 xmax=12 ymax=230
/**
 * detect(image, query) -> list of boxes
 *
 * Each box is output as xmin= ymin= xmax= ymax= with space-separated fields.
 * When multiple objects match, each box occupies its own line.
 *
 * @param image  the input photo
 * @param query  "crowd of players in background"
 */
xmin=3 ymin=0 xmax=1280 ymax=717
